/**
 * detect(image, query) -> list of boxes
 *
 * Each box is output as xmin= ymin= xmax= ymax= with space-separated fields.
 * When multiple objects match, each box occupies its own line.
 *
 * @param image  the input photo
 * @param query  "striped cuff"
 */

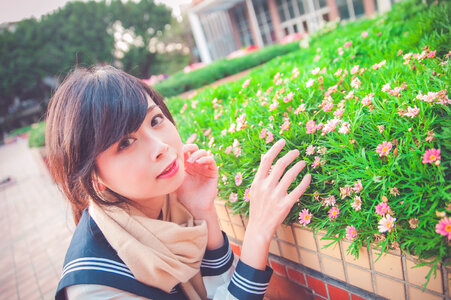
xmin=200 ymin=231 xmax=234 ymax=276
xmin=228 ymin=260 xmax=273 ymax=300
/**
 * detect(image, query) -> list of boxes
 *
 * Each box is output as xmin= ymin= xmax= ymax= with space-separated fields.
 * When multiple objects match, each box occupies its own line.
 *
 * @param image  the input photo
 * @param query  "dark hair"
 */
xmin=45 ymin=65 xmax=175 ymax=224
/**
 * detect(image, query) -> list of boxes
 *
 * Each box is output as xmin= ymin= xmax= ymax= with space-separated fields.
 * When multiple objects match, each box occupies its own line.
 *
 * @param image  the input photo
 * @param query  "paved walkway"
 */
xmin=0 ymin=139 xmax=74 ymax=300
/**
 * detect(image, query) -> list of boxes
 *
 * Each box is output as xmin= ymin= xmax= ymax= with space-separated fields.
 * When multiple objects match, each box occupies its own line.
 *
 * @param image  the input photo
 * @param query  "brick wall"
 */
xmin=215 ymin=199 xmax=451 ymax=300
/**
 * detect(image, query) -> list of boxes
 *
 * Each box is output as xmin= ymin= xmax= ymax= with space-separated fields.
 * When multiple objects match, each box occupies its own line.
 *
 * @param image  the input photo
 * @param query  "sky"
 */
xmin=0 ymin=0 xmax=192 ymax=24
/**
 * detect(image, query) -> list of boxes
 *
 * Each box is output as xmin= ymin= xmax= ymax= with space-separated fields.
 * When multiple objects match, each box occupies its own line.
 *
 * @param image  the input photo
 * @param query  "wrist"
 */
xmin=192 ymin=206 xmax=217 ymax=221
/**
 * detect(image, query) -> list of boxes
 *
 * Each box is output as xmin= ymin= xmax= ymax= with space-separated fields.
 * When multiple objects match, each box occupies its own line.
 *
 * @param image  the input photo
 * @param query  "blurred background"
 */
xmin=0 ymin=0 xmax=400 ymax=140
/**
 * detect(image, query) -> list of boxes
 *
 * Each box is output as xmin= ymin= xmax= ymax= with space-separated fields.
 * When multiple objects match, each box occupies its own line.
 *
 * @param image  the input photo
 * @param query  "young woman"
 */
xmin=48 ymin=65 xmax=311 ymax=300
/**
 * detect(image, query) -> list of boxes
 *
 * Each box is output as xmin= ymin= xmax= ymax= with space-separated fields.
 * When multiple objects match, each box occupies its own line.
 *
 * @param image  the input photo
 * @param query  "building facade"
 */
xmin=188 ymin=0 xmax=397 ymax=63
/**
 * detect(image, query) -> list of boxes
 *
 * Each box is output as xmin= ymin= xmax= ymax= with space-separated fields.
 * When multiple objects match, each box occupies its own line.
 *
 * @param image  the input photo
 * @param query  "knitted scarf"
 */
xmin=89 ymin=194 xmax=209 ymax=299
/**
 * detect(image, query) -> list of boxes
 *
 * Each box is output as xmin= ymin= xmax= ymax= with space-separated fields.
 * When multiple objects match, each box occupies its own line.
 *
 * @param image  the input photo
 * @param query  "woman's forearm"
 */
xmin=239 ymin=223 xmax=272 ymax=270
xmin=201 ymin=209 xmax=225 ymax=250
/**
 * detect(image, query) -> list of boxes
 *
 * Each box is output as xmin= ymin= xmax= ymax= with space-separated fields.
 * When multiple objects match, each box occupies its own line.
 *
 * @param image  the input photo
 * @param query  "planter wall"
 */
xmin=215 ymin=199 xmax=450 ymax=300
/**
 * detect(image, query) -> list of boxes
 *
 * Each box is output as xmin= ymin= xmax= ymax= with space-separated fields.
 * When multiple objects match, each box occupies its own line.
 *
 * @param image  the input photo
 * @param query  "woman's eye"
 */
xmin=151 ymin=114 xmax=165 ymax=127
xmin=118 ymin=137 xmax=135 ymax=151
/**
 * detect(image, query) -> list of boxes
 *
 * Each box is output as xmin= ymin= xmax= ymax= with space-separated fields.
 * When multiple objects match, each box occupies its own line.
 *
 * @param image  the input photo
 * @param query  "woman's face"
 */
xmin=95 ymin=97 xmax=185 ymax=204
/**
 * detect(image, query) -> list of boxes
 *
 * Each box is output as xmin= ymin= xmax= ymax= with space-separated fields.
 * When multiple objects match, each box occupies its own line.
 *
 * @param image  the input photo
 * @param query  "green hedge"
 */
xmin=167 ymin=0 xmax=450 ymax=288
xmin=154 ymin=42 xmax=301 ymax=98
xmin=28 ymin=121 xmax=46 ymax=148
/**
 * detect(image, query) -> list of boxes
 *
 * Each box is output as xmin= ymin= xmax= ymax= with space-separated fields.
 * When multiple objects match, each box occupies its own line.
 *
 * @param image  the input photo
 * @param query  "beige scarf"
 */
xmin=89 ymin=194 xmax=209 ymax=299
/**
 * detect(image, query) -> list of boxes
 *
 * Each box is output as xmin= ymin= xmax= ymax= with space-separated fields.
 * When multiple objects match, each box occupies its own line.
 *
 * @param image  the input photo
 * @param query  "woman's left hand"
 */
xmin=176 ymin=144 xmax=219 ymax=219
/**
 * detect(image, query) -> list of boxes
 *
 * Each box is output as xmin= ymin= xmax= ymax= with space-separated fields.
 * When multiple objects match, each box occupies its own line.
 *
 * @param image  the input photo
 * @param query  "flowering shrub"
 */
xmin=167 ymin=0 xmax=450 ymax=287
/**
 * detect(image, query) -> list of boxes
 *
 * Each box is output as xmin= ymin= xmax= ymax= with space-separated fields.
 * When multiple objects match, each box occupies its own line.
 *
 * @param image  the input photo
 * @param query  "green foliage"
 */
xmin=166 ymin=0 xmax=451 ymax=288
xmin=7 ymin=125 xmax=32 ymax=137
xmin=28 ymin=121 xmax=46 ymax=148
xmin=0 ymin=0 xmax=172 ymax=121
xmin=154 ymin=42 xmax=301 ymax=98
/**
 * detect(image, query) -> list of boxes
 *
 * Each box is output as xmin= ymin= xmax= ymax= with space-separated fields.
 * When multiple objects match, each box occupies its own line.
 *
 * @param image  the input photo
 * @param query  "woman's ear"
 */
xmin=95 ymin=181 xmax=106 ymax=192
xmin=92 ymin=171 xmax=106 ymax=192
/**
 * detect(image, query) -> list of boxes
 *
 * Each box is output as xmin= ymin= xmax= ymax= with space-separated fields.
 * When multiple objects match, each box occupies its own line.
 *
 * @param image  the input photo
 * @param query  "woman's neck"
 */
xmin=131 ymin=194 xmax=167 ymax=219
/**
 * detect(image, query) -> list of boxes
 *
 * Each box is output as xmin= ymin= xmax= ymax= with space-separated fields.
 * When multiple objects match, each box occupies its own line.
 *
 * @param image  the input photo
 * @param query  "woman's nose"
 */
xmin=148 ymin=136 xmax=169 ymax=161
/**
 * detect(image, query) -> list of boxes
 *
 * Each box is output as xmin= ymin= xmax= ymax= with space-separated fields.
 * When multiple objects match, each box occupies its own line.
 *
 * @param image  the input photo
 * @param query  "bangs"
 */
xmin=78 ymin=67 xmax=149 ymax=159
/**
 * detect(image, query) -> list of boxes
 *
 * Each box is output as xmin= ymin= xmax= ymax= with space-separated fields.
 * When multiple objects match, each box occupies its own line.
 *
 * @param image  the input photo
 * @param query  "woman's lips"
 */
xmin=157 ymin=159 xmax=178 ymax=178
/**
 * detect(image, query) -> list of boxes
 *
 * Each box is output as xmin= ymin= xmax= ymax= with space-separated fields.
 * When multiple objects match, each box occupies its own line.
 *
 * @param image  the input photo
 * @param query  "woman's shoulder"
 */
xmin=56 ymin=208 xmax=186 ymax=300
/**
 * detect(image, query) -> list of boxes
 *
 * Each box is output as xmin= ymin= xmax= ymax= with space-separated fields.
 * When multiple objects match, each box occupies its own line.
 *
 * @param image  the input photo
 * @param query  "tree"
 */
xmin=0 ymin=0 xmax=173 ymax=128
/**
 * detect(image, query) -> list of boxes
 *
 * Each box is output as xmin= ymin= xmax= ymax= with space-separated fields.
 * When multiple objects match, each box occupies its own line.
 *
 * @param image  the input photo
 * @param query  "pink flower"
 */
xmin=306 ymin=120 xmax=317 ymax=134
xmin=404 ymin=106 xmax=420 ymax=118
xmin=344 ymin=90 xmax=354 ymax=100
xmin=186 ymin=133 xmax=197 ymax=144
xmin=294 ymin=104 xmax=306 ymax=114
xmin=203 ymin=128 xmax=212 ymax=136
xmin=259 ymin=128 xmax=267 ymax=139
xmin=422 ymin=149 xmax=441 ymax=164
xmin=381 ymin=83 xmax=391 ymax=92
xmin=328 ymin=206 xmax=340 ymax=219
xmin=346 ymin=225 xmax=358 ymax=240
xmin=350 ymin=65 xmax=359 ymax=75
xmin=375 ymin=202 xmax=390 ymax=216
xmin=322 ymin=195 xmax=336 ymax=207
xmin=229 ymin=193 xmax=238 ymax=203
xmin=242 ymin=78 xmax=251 ymax=88
xmin=311 ymin=67 xmax=320 ymax=75
xmin=361 ymin=32 xmax=368 ymax=38
xmin=353 ymin=180 xmax=363 ymax=193
xmin=427 ymin=50 xmax=436 ymax=58
xmin=376 ymin=141 xmax=393 ymax=157
xmin=279 ymin=119 xmax=290 ymax=134
xmin=306 ymin=145 xmax=315 ymax=155
xmin=311 ymin=156 xmax=321 ymax=169
xmin=435 ymin=217 xmax=451 ymax=240
xmin=299 ymin=209 xmax=313 ymax=226
xmin=338 ymin=122 xmax=350 ymax=134
xmin=269 ymin=101 xmax=279 ymax=111
xmin=243 ymin=188 xmax=251 ymax=202
xmin=334 ymin=69 xmax=343 ymax=77
xmin=225 ymin=146 xmax=233 ymax=154
xmin=180 ymin=103 xmax=188 ymax=114
xmin=378 ymin=214 xmax=396 ymax=233
xmin=323 ymin=102 xmax=334 ymax=112
xmin=283 ymin=92 xmax=294 ymax=103
xmin=344 ymin=41 xmax=353 ymax=47
xmin=233 ymin=147 xmax=242 ymax=157
xmin=389 ymin=86 xmax=402 ymax=97
xmin=265 ymin=131 xmax=274 ymax=144
xmin=322 ymin=118 xmax=340 ymax=134
xmin=351 ymin=196 xmax=362 ymax=211
xmin=333 ymin=109 xmax=344 ymax=118
xmin=340 ymin=185 xmax=353 ymax=199
xmin=361 ymin=93 xmax=374 ymax=106
xmin=351 ymin=77 xmax=361 ymax=89
xmin=306 ymin=78 xmax=315 ymax=87
xmin=235 ymin=173 xmax=243 ymax=186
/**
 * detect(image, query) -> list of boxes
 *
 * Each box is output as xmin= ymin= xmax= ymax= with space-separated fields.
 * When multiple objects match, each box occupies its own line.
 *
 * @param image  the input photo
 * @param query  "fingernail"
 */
xmin=187 ymin=156 xmax=194 ymax=163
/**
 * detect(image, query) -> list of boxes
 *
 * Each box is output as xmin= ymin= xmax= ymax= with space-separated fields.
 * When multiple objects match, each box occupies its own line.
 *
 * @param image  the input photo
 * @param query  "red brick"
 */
xmin=266 ymin=273 xmax=313 ymax=300
xmin=287 ymin=267 xmax=306 ymax=286
xmin=351 ymin=293 xmax=367 ymax=300
xmin=269 ymin=260 xmax=287 ymax=277
xmin=306 ymin=275 xmax=327 ymax=298
xmin=328 ymin=284 xmax=349 ymax=300
xmin=230 ymin=243 xmax=241 ymax=257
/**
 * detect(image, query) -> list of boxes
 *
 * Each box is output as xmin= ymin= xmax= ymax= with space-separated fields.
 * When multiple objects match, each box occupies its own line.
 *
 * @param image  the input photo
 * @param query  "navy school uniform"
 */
xmin=55 ymin=209 xmax=273 ymax=300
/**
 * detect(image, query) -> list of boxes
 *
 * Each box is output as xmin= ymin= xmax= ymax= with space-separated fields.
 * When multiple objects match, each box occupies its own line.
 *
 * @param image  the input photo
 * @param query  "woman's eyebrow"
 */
xmin=147 ymin=104 xmax=157 ymax=114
